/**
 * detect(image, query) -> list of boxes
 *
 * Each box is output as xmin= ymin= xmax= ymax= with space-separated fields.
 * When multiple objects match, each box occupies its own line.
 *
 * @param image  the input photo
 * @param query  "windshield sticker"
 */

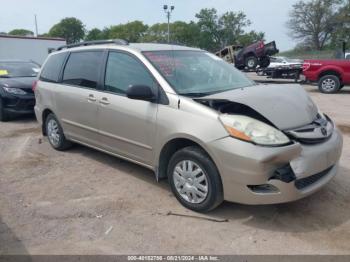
xmin=0 ymin=70 xmax=8 ymax=75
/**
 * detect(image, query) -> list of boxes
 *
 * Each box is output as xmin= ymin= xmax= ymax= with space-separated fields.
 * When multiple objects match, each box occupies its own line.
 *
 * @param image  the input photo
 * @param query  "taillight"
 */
xmin=302 ymin=63 xmax=311 ymax=72
xmin=32 ymin=80 xmax=38 ymax=92
xmin=256 ymin=41 xmax=264 ymax=50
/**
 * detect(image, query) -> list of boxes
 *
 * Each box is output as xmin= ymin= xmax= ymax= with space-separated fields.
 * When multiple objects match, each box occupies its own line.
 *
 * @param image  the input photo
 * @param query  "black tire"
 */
xmin=245 ymin=56 xmax=258 ymax=70
xmin=168 ymin=146 xmax=223 ymax=212
xmin=256 ymin=69 xmax=265 ymax=76
xmin=0 ymin=98 xmax=9 ymax=122
xmin=45 ymin=113 xmax=72 ymax=151
xmin=260 ymin=56 xmax=270 ymax=68
xmin=318 ymin=75 xmax=340 ymax=94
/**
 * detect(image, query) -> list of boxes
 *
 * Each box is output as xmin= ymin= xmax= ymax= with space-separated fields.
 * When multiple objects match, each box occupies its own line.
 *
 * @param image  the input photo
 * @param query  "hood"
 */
xmin=0 ymin=77 xmax=37 ymax=90
xmin=204 ymin=84 xmax=318 ymax=130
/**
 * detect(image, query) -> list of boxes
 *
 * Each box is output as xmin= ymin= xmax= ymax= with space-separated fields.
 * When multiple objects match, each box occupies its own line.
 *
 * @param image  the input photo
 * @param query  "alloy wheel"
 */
xmin=322 ymin=78 xmax=336 ymax=92
xmin=47 ymin=119 xmax=60 ymax=147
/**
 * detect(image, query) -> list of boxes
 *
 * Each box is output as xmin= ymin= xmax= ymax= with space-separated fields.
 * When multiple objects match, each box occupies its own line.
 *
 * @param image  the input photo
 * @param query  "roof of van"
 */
xmin=55 ymin=42 xmax=201 ymax=53
xmin=128 ymin=43 xmax=200 ymax=52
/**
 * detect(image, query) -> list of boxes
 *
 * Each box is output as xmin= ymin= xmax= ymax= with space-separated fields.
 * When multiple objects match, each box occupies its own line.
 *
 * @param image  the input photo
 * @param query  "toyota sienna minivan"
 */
xmin=34 ymin=40 xmax=343 ymax=212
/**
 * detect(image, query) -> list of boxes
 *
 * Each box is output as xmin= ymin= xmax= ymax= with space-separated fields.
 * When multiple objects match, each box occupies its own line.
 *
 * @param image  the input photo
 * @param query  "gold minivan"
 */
xmin=34 ymin=40 xmax=343 ymax=212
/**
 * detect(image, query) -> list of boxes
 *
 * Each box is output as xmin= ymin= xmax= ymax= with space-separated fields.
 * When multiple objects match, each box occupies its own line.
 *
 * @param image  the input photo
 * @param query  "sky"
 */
xmin=0 ymin=0 xmax=300 ymax=51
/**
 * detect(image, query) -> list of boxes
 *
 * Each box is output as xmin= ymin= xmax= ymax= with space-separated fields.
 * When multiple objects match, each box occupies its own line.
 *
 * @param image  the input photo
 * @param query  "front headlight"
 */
xmin=3 ymin=87 xmax=27 ymax=95
xmin=219 ymin=114 xmax=291 ymax=146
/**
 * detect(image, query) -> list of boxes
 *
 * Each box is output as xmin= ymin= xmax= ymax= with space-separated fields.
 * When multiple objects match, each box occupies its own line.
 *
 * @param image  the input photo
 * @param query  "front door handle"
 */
xmin=87 ymin=94 xmax=97 ymax=102
xmin=99 ymin=97 xmax=110 ymax=105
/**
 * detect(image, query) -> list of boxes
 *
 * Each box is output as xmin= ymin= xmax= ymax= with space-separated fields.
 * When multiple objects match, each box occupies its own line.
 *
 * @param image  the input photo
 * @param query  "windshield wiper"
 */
xmin=179 ymin=92 xmax=214 ymax=98
xmin=0 ymin=75 xmax=10 ymax=78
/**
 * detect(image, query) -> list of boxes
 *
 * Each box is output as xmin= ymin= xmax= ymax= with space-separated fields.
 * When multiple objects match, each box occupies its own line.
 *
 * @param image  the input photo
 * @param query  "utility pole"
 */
xmin=34 ymin=14 xmax=38 ymax=37
xmin=163 ymin=5 xmax=175 ymax=43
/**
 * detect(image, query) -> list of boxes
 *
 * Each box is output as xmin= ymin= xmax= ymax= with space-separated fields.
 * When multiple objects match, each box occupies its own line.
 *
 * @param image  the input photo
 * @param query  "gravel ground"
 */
xmin=0 ymin=77 xmax=349 ymax=255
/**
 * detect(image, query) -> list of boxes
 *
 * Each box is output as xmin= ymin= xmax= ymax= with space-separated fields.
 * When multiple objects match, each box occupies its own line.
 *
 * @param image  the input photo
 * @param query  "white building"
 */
xmin=0 ymin=35 xmax=66 ymax=65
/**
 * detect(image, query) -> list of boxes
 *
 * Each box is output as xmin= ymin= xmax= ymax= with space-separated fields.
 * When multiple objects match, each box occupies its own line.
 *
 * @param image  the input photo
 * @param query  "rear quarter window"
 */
xmin=40 ymin=52 xmax=67 ymax=83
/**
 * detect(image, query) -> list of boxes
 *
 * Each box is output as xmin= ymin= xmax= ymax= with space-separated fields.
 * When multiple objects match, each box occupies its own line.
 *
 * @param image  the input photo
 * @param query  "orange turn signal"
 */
xmin=224 ymin=126 xmax=252 ymax=142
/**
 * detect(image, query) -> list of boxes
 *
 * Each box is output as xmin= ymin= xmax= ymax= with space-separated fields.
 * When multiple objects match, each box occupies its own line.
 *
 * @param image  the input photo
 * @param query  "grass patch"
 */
xmin=279 ymin=49 xmax=336 ymax=60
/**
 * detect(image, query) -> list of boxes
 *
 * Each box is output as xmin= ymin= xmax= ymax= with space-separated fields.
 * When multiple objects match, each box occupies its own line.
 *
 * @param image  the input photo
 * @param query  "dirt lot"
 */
xmin=1 ymin=78 xmax=350 ymax=255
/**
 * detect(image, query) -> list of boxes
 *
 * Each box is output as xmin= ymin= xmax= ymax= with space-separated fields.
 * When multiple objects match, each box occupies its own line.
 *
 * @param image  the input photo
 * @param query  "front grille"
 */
xmin=295 ymin=136 xmax=332 ymax=145
xmin=295 ymin=166 xmax=334 ymax=190
xmin=17 ymin=99 xmax=35 ymax=109
xmin=286 ymin=114 xmax=334 ymax=145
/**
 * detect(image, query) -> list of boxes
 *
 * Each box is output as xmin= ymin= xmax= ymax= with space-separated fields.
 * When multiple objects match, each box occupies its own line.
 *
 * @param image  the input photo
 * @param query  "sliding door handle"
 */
xmin=87 ymin=94 xmax=97 ymax=102
xmin=99 ymin=97 xmax=110 ymax=105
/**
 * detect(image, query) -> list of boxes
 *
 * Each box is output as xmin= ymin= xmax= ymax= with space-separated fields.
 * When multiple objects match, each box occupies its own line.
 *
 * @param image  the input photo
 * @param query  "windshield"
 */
xmin=0 ymin=62 xmax=40 ymax=78
xmin=143 ymin=50 xmax=255 ymax=97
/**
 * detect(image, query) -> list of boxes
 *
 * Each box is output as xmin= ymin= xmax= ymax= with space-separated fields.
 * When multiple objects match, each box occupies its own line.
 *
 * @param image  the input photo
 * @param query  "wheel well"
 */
xmin=42 ymin=109 xmax=53 ymax=136
xmin=244 ymin=52 xmax=256 ymax=59
xmin=319 ymin=70 xmax=342 ymax=82
xmin=158 ymin=138 xmax=209 ymax=179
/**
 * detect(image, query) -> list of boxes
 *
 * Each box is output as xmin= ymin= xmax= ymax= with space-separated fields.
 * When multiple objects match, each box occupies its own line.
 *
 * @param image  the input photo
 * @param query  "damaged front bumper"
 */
xmin=208 ymin=127 xmax=343 ymax=205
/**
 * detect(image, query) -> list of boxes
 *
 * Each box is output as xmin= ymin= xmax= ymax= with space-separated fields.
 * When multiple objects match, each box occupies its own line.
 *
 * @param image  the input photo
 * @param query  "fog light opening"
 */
xmin=247 ymin=184 xmax=280 ymax=194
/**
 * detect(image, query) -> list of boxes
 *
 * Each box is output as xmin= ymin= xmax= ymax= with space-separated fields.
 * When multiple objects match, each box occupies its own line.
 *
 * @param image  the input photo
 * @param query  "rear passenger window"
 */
xmin=62 ymin=51 xmax=103 ymax=89
xmin=104 ymin=52 xmax=155 ymax=95
xmin=40 ymin=53 xmax=67 ymax=83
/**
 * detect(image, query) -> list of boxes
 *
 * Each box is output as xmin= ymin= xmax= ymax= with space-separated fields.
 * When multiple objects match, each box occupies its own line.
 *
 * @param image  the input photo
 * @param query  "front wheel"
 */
xmin=45 ymin=113 xmax=72 ymax=151
xmin=168 ymin=146 xmax=223 ymax=212
xmin=318 ymin=75 xmax=340 ymax=94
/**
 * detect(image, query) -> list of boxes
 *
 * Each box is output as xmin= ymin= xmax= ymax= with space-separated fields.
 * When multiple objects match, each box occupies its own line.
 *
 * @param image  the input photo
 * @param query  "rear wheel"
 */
xmin=318 ymin=75 xmax=340 ymax=94
xmin=45 ymin=113 xmax=72 ymax=151
xmin=245 ymin=56 xmax=258 ymax=70
xmin=168 ymin=146 xmax=223 ymax=212
xmin=0 ymin=98 xmax=9 ymax=122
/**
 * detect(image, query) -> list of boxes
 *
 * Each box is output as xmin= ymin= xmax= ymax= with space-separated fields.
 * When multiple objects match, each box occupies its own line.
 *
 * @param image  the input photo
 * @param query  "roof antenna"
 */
xmin=34 ymin=15 xmax=39 ymax=37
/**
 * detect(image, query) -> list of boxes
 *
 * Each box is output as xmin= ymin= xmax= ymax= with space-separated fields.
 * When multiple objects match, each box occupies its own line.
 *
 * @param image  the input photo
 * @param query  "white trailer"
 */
xmin=0 ymin=35 xmax=66 ymax=65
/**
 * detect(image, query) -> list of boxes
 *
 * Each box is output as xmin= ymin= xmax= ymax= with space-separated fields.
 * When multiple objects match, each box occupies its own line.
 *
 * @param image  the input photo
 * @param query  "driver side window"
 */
xmin=104 ymin=52 xmax=155 ymax=95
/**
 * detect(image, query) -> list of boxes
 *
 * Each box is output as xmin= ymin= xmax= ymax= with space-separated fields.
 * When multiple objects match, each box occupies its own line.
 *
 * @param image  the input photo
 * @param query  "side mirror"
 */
xmin=126 ymin=85 xmax=156 ymax=102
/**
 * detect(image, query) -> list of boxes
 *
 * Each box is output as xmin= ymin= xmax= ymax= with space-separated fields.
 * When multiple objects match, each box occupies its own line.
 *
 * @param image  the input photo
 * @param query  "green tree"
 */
xmin=48 ymin=17 xmax=85 ymax=44
xmin=330 ymin=1 xmax=350 ymax=47
xmin=144 ymin=23 xmax=168 ymax=42
xmin=195 ymin=8 xmax=263 ymax=51
xmin=108 ymin=21 xmax=148 ymax=42
xmin=287 ymin=0 xmax=342 ymax=50
xmin=8 ymin=29 xmax=34 ymax=36
xmin=144 ymin=21 xmax=200 ymax=46
xmin=85 ymin=28 xmax=106 ymax=41
xmin=219 ymin=11 xmax=251 ymax=46
xmin=195 ymin=8 xmax=221 ymax=50
xmin=236 ymin=31 xmax=265 ymax=46
xmin=171 ymin=21 xmax=200 ymax=47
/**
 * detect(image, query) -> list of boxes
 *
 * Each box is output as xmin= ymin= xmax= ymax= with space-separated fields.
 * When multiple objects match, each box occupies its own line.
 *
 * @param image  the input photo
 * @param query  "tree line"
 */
xmin=2 ymin=8 xmax=264 ymax=52
xmin=3 ymin=0 xmax=349 ymax=52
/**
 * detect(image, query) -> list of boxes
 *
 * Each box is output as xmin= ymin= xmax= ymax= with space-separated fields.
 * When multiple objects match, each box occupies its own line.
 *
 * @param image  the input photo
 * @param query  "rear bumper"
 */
xmin=208 ymin=127 xmax=343 ymax=205
xmin=2 ymin=94 xmax=35 ymax=114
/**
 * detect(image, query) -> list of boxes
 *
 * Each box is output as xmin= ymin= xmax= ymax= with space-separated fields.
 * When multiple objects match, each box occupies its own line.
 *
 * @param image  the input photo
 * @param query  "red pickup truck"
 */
xmin=302 ymin=59 xmax=350 ymax=93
